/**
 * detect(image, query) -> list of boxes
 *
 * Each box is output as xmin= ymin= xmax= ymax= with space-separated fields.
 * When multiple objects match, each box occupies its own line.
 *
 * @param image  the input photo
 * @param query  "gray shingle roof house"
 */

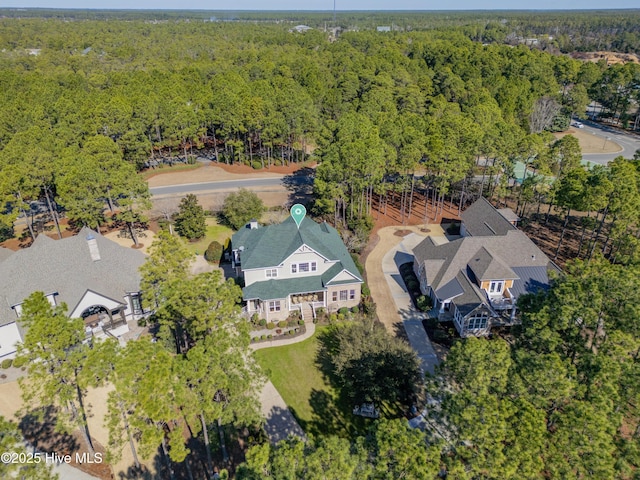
xmin=413 ymin=198 xmax=558 ymax=337
xmin=0 ymin=227 xmax=148 ymax=359
xmin=232 ymin=215 xmax=363 ymax=321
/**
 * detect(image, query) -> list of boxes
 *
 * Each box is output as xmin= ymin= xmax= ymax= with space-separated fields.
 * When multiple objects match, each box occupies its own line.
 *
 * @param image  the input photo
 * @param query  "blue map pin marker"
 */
xmin=291 ymin=204 xmax=306 ymax=229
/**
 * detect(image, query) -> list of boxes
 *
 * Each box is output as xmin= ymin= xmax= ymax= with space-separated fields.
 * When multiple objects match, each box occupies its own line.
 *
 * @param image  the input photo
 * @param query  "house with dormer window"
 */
xmin=0 ymin=227 xmax=149 ymax=359
xmin=413 ymin=198 xmax=559 ymax=337
xmin=231 ymin=215 xmax=363 ymax=321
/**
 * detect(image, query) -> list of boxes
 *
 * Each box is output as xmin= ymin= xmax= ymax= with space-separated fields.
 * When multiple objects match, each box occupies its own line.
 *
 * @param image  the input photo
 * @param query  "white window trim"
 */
xmin=269 ymin=300 xmax=281 ymax=312
xmin=489 ymin=281 xmax=504 ymax=294
xmin=266 ymin=268 xmax=278 ymax=278
xmin=291 ymin=262 xmax=317 ymax=274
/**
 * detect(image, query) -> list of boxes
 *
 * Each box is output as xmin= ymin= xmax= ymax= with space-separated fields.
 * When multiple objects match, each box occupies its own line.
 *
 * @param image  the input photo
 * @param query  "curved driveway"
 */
xmin=365 ymin=226 xmax=443 ymax=375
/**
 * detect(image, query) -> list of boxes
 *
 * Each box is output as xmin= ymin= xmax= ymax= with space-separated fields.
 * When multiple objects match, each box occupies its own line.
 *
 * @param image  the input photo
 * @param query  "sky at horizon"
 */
xmin=1 ymin=1 xmax=639 ymax=11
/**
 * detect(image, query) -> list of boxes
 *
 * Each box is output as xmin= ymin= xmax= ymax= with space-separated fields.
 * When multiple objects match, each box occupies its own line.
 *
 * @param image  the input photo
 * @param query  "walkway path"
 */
xmin=258 ymin=381 xmax=307 ymax=444
xmin=251 ymin=321 xmax=315 ymax=444
xmin=365 ymin=226 xmax=445 ymax=375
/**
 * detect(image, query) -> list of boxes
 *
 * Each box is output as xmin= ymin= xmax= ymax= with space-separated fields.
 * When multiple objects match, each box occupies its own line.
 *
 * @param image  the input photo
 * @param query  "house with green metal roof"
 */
xmin=231 ymin=214 xmax=363 ymax=322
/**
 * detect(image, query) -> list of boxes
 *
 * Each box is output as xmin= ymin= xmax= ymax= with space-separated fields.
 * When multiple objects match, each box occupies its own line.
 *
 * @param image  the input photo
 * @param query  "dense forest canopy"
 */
xmin=0 ymin=11 xmax=638 ymax=479
xmin=2 ymin=14 xmax=638 ymax=259
xmin=2 ymin=8 xmax=640 ymax=51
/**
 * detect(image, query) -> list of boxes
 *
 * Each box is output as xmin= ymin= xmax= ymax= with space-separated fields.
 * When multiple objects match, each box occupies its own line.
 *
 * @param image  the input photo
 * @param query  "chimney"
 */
xmin=86 ymin=234 xmax=101 ymax=262
xmin=249 ymin=219 xmax=258 ymax=230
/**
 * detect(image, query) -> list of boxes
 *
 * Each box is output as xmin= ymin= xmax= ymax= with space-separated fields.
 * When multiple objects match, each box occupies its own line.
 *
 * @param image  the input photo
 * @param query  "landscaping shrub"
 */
xmin=204 ymin=241 xmax=223 ymax=263
xmin=338 ymin=313 xmax=345 ymax=321
xmin=362 ymin=297 xmax=377 ymax=317
xmin=417 ymin=295 xmax=433 ymax=312
xmin=259 ymin=318 xmax=267 ymax=327
xmin=350 ymin=306 xmax=359 ymax=314
xmin=329 ymin=313 xmax=338 ymax=323
xmin=1 ymin=359 xmax=13 ymax=369
xmin=260 ymin=335 xmax=266 ymax=340
xmin=12 ymin=356 xmax=26 ymax=368
xmin=350 ymin=253 xmax=365 ymax=275
xmin=406 ymin=279 xmax=419 ymax=291
xmin=251 ymin=313 xmax=259 ymax=324
xmin=277 ymin=320 xmax=288 ymax=328
xmin=338 ymin=307 xmax=349 ymax=316
xmin=266 ymin=322 xmax=275 ymax=330
xmin=267 ymin=334 xmax=273 ymax=339
xmin=251 ymin=161 xmax=262 ymax=170
xmin=298 ymin=319 xmax=305 ymax=325
xmin=361 ymin=283 xmax=371 ymax=296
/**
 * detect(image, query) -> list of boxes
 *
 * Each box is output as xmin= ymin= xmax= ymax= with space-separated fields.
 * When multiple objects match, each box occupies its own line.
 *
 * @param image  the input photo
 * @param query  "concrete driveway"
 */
xmin=366 ymin=225 xmax=450 ymax=376
xmin=381 ymin=232 xmax=441 ymax=375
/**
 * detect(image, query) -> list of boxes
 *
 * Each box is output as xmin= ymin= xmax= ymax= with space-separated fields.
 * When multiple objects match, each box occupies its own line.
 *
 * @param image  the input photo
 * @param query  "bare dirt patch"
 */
xmin=103 ymin=228 xmax=156 ymax=255
xmin=146 ymin=161 xmax=315 ymax=188
xmin=571 ymin=51 xmax=640 ymax=65
xmin=554 ymin=128 xmax=622 ymax=154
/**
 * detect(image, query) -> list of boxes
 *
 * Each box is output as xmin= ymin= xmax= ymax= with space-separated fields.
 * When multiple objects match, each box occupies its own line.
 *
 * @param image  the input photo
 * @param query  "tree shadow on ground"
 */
xmin=19 ymin=406 xmax=79 ymax=455
xmin=117 ymin=463 xmax=154 ymax=480
xmin=282 ymin=167 xmax=314 ymax=207
xmin=264 ymin=405 xmax=306 ymax=444
xmin=311 ymin=327 xmax=381 ymax=439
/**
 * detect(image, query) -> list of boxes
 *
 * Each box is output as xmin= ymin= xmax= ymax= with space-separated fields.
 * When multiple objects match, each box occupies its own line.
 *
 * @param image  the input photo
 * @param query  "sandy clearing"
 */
xmin=147 ymin=165 xmax=283 ymax=188
xmin=365 ymin=225 xmax=444 ymax=333
xmin=103 ymin=229 xmax=156 ymax=255
xmin=554 ymin=128 xmax=622 ymax=154
xmin=0 ymin=380 xmax=157 ymax=478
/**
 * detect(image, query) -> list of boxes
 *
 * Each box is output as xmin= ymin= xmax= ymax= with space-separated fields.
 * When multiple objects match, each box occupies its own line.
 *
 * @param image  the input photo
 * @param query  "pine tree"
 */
xmin=174 ymin=194 xmax=206 ymax=240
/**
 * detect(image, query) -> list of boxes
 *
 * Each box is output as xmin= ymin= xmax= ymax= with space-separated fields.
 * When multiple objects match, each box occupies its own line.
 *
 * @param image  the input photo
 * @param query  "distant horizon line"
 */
xmin=2 ymin=6 xmax=640 ymax=12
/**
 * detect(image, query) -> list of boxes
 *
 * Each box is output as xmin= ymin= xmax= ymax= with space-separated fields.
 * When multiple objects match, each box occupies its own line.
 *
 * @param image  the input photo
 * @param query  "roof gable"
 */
xmin=325 ymin=268 xmax=361 ymax=285
xmin=0 ymin=228 xmax=145 ymax=327
xmin=413 ymin=229 xmax=552 ymax=304
xmin=232 ymin=216 xmax=361 ymax=280
xmin=467 ymin=246 xmax=518 ymax=282
xmin=461 ymin=197 xmax=517 ymax=237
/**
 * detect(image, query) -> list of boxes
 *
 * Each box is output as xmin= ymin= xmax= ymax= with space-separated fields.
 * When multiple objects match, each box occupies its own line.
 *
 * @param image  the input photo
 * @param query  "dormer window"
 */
xmin=488 ymin=281 xmax=504 ymax=294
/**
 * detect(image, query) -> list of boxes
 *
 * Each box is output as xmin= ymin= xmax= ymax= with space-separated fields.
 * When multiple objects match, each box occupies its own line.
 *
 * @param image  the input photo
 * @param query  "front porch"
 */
xmin=244 ymin=291 xmax=326 ymax=322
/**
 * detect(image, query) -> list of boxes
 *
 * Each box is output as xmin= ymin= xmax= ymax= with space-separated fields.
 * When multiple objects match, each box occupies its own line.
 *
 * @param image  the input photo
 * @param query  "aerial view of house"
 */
xmin=231 ymin=210 xmax=363 ymax=322
xmin=413 ymin=198 xmax=560 ymax=337
xmin=0 ymin=227 xmax=148 ymax=359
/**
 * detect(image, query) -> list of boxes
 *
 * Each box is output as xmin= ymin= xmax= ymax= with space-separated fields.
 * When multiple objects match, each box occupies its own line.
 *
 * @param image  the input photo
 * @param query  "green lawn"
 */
xmin=254 ymin=326 xmax=372 ymax=438
xmin=183 ymin=217 xmax=234 ymax=255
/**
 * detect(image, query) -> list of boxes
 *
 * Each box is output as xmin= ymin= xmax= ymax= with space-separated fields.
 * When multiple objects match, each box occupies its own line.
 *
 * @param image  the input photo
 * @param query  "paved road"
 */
xmin=580 ymin=121 xmax=640 ymax=165
xmin=150 ymin=175 xmax=312 ymax=197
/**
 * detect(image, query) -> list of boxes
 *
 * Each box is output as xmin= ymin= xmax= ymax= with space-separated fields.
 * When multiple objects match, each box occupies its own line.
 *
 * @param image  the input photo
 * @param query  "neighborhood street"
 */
xmin=580 ymin=121 xmax=640 ymax=165
xmin=150 ymin=175 xmax=312 ymax=197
